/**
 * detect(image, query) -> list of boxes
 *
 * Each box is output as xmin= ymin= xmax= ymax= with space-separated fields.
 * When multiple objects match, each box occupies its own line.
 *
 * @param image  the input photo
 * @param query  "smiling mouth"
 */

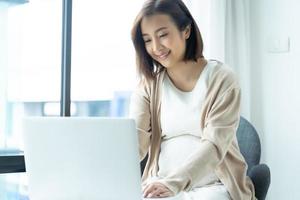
xmin=156 ymin=51 xmax=170 ymax=60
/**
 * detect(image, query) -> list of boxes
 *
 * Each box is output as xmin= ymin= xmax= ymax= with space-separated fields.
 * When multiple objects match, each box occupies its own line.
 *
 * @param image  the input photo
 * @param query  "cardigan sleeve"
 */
xmin=156 ymin=86 xmax=241 ymax=194
xmin=129 ymin=81 xmax=152 ymax=161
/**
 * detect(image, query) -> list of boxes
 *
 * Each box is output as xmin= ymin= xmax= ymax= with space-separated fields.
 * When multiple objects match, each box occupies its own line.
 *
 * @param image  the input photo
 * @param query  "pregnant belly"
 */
xmin=158 ymin=134 xmax=201 ymax=176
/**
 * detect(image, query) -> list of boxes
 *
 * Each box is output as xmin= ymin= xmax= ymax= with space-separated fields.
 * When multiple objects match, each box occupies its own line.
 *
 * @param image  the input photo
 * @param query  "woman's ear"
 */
xmin=184 ymin=24 xmax=191 ymax=39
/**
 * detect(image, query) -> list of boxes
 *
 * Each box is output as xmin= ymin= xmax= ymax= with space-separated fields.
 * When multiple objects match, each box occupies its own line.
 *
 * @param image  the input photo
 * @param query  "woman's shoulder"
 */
xmin=207 ymin=60 xmax=239 ymax=89
xmin=137 ymin=70 xmax=166 ymax=88
xmin=133 ymin=70 xmax=165 ymax=98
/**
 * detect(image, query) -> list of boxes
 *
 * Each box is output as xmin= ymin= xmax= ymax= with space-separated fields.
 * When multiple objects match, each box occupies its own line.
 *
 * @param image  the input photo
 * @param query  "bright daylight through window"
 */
xmin=0 ymin=1 xmax=143 ymax=199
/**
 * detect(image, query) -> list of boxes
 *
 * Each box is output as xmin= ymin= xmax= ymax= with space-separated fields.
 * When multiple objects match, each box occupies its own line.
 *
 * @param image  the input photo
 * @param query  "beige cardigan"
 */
xmin=130 ymin=61 xmax=256 ymax=200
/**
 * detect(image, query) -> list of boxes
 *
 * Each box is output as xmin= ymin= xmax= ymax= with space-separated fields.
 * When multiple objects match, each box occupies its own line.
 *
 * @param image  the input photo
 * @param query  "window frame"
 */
xmin=0 ymin=0 xmax=72 ymax=174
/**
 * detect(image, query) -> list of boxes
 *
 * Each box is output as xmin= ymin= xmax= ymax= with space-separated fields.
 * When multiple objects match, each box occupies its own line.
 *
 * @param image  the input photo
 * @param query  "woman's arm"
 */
xmin=129 ymin=82 xmax=152 ymax=161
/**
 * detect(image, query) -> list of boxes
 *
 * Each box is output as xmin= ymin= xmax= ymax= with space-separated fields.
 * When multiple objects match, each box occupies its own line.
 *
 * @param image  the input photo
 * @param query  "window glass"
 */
xmin=71 ymin=0 xmax=143 ymax=117
xmin=0 ymin=0 xmax=61 ymax=150
xmin=0 ymin=1 xmax=62 ymax=199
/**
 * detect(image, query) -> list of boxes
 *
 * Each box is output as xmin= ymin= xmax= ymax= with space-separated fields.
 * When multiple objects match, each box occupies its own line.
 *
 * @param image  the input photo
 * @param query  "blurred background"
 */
xmin=0 ymin=0 xmax=299 ymax=199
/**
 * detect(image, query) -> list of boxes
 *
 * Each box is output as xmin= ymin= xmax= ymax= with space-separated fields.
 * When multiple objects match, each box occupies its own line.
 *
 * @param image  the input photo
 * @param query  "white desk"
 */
xmin=0 ymin=173 xmax=182 ymax=200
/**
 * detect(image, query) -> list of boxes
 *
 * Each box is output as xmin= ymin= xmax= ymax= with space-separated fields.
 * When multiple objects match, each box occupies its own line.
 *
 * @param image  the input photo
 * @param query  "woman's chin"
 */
xmin=159 ymin=60 xmax=172 ymax=68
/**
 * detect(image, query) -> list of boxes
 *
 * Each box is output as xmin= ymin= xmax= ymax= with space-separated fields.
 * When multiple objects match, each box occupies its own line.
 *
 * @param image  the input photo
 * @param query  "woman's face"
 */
xmin=141 ymin=14 xmax=190 ymax=68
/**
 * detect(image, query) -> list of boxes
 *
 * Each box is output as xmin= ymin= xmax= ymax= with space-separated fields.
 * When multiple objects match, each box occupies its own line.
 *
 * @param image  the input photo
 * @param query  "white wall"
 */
xmin=249 ymin=0 xmax=300 ymax=199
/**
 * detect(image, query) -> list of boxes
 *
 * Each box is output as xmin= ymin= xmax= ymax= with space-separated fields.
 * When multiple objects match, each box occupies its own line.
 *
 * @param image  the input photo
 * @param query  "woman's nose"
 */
xmin=152 ymin=38 xmax=163 ymax=53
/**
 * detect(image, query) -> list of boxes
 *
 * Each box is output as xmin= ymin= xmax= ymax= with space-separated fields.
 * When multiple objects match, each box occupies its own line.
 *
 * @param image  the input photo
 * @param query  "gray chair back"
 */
xmin=236 ymin=116 xmax=261 ymax=174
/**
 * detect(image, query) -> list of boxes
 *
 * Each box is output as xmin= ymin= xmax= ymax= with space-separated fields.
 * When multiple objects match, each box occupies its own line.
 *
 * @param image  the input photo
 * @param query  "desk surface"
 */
xmin=0 ymin=173 xmax=29 ymax=200
xmin=0 ymin=173 xmax=183 ymax=200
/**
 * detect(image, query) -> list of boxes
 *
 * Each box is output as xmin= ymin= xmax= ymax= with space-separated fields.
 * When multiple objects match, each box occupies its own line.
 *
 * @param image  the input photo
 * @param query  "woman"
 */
xmin=130 ymin=0 xmax=256 ymax=199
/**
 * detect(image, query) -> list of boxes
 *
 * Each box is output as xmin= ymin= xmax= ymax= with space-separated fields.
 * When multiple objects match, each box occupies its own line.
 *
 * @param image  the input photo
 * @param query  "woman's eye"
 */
xmin=144 ymin=39 xmax=151 ymax=43
xmin=159 ymin=33 xmax=168 ymax=38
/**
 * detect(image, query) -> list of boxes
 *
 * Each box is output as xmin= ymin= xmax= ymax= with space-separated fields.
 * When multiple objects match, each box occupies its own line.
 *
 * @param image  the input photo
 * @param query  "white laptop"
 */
xmin=23 ymin=117 xmax=183 ymax=200
xmin=22 ymin=117 xmax=143 ymax=200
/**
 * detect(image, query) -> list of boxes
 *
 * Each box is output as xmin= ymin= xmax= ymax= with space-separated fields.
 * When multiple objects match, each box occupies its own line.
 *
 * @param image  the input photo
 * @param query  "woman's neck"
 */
xmin=166 ymin=58 xmax=207 ymax=92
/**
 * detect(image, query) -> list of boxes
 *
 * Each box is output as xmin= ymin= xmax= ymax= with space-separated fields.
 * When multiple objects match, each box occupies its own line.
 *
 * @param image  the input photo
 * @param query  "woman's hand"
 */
xmin=143 ymin=182 xmax=173 ymax=198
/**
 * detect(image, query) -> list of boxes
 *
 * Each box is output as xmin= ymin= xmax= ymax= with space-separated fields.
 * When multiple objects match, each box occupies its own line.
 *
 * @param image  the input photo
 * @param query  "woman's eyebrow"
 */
xmin=142 ymin=27 xmax=168 ymax=36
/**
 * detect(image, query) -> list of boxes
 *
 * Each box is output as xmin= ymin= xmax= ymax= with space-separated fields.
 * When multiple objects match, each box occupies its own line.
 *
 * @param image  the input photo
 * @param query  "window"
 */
xmin=70 ymin=0 xmax=143 ymax=117
xmin=0 ymin=0 xmax=62 ymax=198
xmin=1 ymin=0 xmax=145 ymax=150
xmin=0 ymin=0 xmax=62 ymax=151
xmin=1 ymin=1 xmax=144 ymax=198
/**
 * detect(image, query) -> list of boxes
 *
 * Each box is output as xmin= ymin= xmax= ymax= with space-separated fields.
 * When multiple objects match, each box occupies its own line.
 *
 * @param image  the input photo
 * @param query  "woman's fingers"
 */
xmin=148 ymin=188 xmax=172 ymax=198
xmin=147 ymin=187 xmax=166 ymax=198
xmin=143 ymin=183 xmax=156 ymax=197
xmin=156 ymin=190 xmax=173 ymax=198
xmin=143 ymin=182 xmax=173 ymax=198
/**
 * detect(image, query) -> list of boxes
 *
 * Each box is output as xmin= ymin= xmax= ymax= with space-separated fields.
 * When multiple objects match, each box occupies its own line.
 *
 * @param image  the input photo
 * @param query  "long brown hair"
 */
xmin=131 ymin=0 xmax=204 ymax=80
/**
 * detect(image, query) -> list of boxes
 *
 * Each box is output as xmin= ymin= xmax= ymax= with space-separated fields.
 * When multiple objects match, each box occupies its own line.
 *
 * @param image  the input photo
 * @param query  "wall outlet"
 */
xmin=268 ymin=36 xmax=290 ymax=53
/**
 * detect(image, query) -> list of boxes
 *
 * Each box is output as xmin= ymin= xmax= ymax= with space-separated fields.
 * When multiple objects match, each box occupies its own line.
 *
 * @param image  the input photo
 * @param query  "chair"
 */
xmin=140 ymin=116 xmax=271 ymax=200
xmin=236 ymin=116 xmax=271 ymax=200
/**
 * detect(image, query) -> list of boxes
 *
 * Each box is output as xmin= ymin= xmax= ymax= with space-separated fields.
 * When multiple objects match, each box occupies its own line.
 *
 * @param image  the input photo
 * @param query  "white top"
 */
xmin=158 ymin=60 xmax=220 ymax=187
